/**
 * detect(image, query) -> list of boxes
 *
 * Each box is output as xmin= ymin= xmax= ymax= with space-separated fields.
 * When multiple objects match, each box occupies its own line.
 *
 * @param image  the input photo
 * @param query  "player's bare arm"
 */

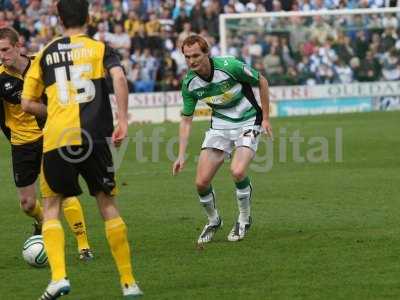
xmin=259 ymin=75 xmax=273 ymax=139
xmin=109 ymin=66 xmax=129 ymax=147
xmin=172 ymin=115 xmax=193 ymax=176
xmin=21 ymin=98 xmax=47 ymax=118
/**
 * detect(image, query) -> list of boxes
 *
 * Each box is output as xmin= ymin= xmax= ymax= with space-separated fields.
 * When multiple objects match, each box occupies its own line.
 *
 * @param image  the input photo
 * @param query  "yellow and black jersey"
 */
xmin=22 ymin=34 xmax=121 ymax=153
xmin=0 ymin=101 xmax=11 ymax=141
xmin=0 ymin=57 xmax=43 ymax=145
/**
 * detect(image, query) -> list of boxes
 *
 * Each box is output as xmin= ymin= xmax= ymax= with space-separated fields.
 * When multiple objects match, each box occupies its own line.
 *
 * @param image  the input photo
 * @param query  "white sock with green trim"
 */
xmin=235 ymin=177 xmax=252 ymax=224
xmin=198 ymin=186 xmax=219 ymax=225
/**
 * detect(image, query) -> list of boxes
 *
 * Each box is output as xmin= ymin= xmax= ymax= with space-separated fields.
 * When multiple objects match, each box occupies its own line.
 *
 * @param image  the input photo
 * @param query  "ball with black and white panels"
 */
xmin=22 ymin=235 xmax=48 ymax=268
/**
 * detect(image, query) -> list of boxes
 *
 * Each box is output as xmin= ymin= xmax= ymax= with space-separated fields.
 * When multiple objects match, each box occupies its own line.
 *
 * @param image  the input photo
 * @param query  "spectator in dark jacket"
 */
xmin=356 ymin=50 xmax=381 ymax=81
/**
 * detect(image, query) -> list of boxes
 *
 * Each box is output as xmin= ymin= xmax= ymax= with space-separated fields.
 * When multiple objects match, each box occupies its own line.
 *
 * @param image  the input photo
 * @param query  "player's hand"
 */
xmin=172 ymin=156 xmax=185 ymax=176
xmin=262 ymin=119 xmax=273 ymax=140
xmin=112 ymin=119 xmax=128 ymax=147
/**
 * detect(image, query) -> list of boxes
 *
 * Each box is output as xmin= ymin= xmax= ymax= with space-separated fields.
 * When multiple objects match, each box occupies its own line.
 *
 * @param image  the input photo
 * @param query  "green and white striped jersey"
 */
xmin=181 ymin=56 xmax=262 ymax=129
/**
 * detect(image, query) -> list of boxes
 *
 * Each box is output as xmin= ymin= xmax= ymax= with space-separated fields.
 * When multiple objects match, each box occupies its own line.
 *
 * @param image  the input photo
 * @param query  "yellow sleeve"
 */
xmin=124 ymin=20 xmax=130 ymax=34
xmin=22 ymin=54 xmax=45 ymax=101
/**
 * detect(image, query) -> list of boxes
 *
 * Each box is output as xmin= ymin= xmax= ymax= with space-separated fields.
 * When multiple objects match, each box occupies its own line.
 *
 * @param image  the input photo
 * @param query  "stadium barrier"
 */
xmin=111 ymin=80 xmax=400 ymax=124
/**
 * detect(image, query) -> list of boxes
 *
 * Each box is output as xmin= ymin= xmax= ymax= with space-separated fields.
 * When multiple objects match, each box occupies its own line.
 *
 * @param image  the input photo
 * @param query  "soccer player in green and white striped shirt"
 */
xmin=172 ymin=35 xmax=273 ymax=244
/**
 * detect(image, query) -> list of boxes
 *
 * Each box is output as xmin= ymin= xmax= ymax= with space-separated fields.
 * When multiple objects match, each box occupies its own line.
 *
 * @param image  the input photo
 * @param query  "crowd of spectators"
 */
xmin=227 ymin=11 xmax=400 ymax=85
xmin=0 ymin=0 xmax=399 ymax=92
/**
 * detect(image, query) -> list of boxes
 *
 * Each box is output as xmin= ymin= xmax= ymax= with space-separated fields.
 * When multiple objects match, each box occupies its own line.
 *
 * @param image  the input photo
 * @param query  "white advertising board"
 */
xmin=110 ymin=81 xmax=400 ymax=123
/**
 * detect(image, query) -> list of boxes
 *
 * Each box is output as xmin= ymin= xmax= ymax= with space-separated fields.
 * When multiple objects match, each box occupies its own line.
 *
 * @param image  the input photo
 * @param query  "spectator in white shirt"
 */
xmin=382 ymin=13 xmax=398 ymax=29
xmin=110 ymin=23 xmax=131 ymax=54
xmin=93 ymin=22 xmax=115 ymax=44
xmin=381 ymin=48 xmax=400 ymax=80
xmin=334 ymin=59 xmax=353 ymax=83
xmin=171 ymin=40 xmax=188 ymax=76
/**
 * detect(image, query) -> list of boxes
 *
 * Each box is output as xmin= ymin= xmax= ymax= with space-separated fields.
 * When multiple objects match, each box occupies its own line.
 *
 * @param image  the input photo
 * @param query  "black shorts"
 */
xmin=42 ymin=142 xmax=116 ymax=197
xmin=11 ymin=138 xmax=43 ymax=187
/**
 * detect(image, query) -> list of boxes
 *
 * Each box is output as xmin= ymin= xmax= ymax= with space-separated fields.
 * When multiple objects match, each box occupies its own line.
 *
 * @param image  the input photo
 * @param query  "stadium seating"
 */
xmin=1 ymin=0 xmax=399 ymax=92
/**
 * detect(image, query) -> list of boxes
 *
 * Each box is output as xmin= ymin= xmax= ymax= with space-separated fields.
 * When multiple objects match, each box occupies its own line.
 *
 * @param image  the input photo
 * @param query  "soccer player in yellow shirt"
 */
xmin=0 ymin=26 xmax=93 ymax=261
xmin=21 ymin=0 xmax=143 ymax=298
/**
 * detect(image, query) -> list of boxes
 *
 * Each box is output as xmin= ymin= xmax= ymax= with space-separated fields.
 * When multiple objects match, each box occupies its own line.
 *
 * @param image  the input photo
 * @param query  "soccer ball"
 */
xmin=22 ymin=235 xmax=48 ymax=268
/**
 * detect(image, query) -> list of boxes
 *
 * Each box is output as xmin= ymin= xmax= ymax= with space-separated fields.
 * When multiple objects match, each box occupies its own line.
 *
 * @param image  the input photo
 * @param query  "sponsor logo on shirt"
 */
xmin=4 ymin=82 xmax=12 ymax=90
xmin=196 ymin=91 xmax=205 ymax=97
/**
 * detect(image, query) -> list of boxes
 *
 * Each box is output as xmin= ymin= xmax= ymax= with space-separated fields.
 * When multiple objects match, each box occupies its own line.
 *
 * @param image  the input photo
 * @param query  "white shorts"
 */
xmin=201 ymin=125 xmax=262 ymax=154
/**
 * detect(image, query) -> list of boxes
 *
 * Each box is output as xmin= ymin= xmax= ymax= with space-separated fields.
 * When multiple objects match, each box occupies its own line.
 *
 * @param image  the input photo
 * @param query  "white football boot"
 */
xmin=39 ymin=278 xmax=70 ymax=300
xmin=123 ymin=283 xmax=144 ymax=298
xmin=197 ymin=217 xmax=223 ymax=244
xmin=227 ymin=216 xmax=252 ymax=242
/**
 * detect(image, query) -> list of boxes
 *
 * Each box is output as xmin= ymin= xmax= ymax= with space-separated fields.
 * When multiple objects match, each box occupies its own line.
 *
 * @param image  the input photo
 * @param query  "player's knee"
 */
xmin=20 ymin=196 xmax=36 ymax=213
xmin=230 ymin=167 xmax=246 ymax=182
xmin=96 ymin=192 xmax=120 ymax=220
xmin=195 ymin=178 xmax=210 ymax=192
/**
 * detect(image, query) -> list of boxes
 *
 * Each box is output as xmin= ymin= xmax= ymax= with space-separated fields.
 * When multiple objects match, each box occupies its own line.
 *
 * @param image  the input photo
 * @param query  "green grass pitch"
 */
xmin=0 ymin=110 xmax=399 ymax=299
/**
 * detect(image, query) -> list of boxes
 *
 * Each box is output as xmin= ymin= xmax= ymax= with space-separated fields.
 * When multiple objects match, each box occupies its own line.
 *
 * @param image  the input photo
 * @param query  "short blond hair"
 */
xmin=0 ymin=27 xmax=19 ymax=46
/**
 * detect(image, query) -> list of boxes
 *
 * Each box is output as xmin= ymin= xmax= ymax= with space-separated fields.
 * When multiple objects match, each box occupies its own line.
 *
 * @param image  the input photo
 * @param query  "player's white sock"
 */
xmin=235 ymin=177 xmax=252 ymax=224
xmin=198 ymin=186 xmax=219 ymax=225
